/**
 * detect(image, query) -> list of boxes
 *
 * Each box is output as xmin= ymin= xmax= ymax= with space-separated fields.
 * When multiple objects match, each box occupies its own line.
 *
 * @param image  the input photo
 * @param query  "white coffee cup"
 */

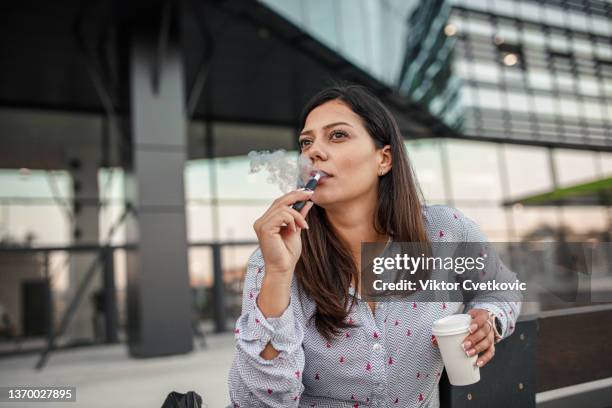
xmin=432 ymin=314 xmax=480 ymax=386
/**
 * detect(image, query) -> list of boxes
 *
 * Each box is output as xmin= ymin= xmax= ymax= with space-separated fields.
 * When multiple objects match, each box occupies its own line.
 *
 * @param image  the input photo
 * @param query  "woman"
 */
xmin=228 ymin=85 xmax=522 ymax=407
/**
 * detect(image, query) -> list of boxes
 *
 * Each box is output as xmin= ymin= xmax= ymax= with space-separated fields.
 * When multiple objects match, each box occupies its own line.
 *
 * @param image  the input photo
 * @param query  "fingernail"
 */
xmin=462 ymin=341 xmax=471 ymax=350
xmin=476 ymin=360 xmax=482 ymax=367
xmin=469 ymin=324 xmax=477 ymax=333
xmin=305 ymin=222 xmax=309 ymax=229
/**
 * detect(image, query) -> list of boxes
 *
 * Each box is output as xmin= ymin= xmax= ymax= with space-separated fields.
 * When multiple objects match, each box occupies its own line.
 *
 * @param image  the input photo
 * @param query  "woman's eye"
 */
xmin=299 ymin=139 xmax=311 ymax=148
xmin=330 ymin=131 xmax=348 ymax=140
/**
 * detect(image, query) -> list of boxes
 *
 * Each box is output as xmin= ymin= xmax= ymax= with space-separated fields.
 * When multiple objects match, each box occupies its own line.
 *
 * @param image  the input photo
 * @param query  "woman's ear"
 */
xmin=379 ymin=145 xmax=392 ymax=173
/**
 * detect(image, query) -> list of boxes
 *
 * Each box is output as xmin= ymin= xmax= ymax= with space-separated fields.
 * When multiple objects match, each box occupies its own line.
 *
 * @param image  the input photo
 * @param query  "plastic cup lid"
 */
xmin=432 ymin=314 xmax=472 ymax=336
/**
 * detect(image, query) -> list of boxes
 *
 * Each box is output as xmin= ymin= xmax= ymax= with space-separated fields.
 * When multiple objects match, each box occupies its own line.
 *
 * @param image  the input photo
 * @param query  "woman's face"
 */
xmin=299 ymin=99 xmax=391 ymax=207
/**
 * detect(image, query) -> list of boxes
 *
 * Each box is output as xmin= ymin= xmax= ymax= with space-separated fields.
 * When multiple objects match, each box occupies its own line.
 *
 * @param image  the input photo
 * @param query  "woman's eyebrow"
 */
xmin=299 ymin=121 xmax=353 ymax=136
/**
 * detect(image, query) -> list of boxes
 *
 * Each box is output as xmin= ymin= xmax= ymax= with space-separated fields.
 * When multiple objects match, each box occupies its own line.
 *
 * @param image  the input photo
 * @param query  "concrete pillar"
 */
xmin=124 ymin=29 xmax=193 ymax=357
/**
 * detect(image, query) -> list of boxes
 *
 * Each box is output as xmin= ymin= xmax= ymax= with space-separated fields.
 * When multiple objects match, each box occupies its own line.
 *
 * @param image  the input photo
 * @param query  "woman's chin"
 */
xmin=312 ymin=192 xmax=343 ymax=208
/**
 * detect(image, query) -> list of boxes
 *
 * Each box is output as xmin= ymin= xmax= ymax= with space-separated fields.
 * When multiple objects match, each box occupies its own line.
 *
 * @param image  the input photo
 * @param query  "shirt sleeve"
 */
xmin=455 ymin=210 xmax=523 ymax=341
xmin=227 ymin=247 xmax=305 ymax=407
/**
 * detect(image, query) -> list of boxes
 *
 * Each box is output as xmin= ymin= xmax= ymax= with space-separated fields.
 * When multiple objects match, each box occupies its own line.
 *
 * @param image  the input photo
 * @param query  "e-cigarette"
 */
xmin=292 ymin=172 xmax=321 ymax=211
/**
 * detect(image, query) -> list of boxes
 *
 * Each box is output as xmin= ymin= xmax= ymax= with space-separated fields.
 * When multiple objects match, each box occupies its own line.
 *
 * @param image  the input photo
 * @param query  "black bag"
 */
xmin=161 ymin=391 xmax=203 ymax=408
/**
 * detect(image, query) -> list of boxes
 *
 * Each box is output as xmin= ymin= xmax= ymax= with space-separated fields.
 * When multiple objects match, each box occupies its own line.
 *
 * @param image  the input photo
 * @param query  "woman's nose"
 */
xmin=306 ymin=138 xmax=328 ymax=161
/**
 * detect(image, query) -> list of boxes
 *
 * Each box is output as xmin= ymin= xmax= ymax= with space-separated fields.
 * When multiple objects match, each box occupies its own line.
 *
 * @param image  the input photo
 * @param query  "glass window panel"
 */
xmin=477 ymin=88 xmax=503 ymax=109
xmin=496 ymin=25 xmax=519 ymax=43
xmin=492 ymin=0 xmax=517 ymax=16
xmin=472 ymin=62 xmax=501 ymax=82
xmin=582 ymin=101 xmax=604 ymax=121
xmin=555 ymin=74 xmax=575 ymax=91
xmin=591 ymin=16 xmax=611 ymax=37
xmin=304 ymin=0 xmax=340 ymax=50
xmin=502 ymin=69 xmax=524 ymax=83
xmin=605 ymin=79 xmax=612 ymax=95
xmin=506 ymin=92 xmax=530 ymax=112
xmin=187 ymin=202 xmax=271 ymax=242
xmin=504 ymin=144 xmax=552 ymax=197
xmin=185 ymin=160 xmax=211 ymax=200
xmin=595 ymin=42 xmax=612 ymax=59
xmin=459 ymin=85 xmax=475 ymax=106
xmin=512 ymin=206 xmax=560 ymax=239
xmin=0 ymin=169 xmax=71 ymax=199
xmin=572 ymin=37 xmax=593 ymax=55
xmin=559 ymin=97 xmax=579 ymax=118
xmin=548 ymin=33 xmax=570 ymax=52
xmin=467 ymin=18 xmax=494 ymax=37
xmin=533 ymin=95 xmax=556 ymax=115
xmin=188 ymin=246 xmax=213 ymax=288
xmin=456 ymin=206 xmax=509 ymax=241
xmin=528 ymin=70 xmax=553 ymax=90
xmin=446 ymin=140 xmax=503 ymax=202
xmin=523 ymin=29 xmax=546 ymax=47
xmin=4 ymin=204 xmax=69 ymax=246
xmin=337 ymin=0 xmax=369 ymax=68
xmin=98 ymin=168 xmax=125 ymax=201
xmin=187 ymin=202 xmax=213 ymax=242
xmin=464 ymin=0 xmax=488 ymax=12
xmin=455 ymin=60 xmax=471 ymax=77
xmin=600 ymin=153 xmax=612 ymax=176
xmin=222 ymin=244 xmax=260 ymax=319
xmin=555 ymin=150 xmax=599 ymax=186
xmin=405 ymin=140 xmax=446 ymax=201
xmin=215 ymin=155 xmax=290 ymax=199
xmin=542 ymin=5 xmax=565 ymax=27
xmin=561 ymin=207 xmax=608 ymax=237
xmin=517 ymin=1 xmax=541 ymax=22
xmin=99 ymin=203 xmax=127 ymax=245
xmin=217 ymin=204 xmax=270 ymax=241
xmin=568 ymin=12 xmax=588 ymax=32
xmin=366 ymin=0 xmax=384 ymax=80
xmin=578 ymin=76 xmax=600 ymax=96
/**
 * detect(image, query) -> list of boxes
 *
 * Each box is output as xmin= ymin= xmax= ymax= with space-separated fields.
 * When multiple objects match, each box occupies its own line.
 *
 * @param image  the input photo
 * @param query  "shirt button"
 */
xmin=372 ymin=343 xmax=381 ymax=351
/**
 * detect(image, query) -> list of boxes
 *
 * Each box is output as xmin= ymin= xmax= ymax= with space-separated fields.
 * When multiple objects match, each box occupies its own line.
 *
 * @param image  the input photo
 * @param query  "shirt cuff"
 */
xmin=235 ymin=296 xmax=299 ymax=357
xmin=465 ymin=302 xmax=508 ymax=341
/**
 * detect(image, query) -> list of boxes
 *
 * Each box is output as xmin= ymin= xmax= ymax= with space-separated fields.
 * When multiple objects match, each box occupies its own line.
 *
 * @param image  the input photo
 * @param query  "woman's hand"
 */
xmin=461 ymin=308 xmax=496 ymax=368
xmin=253 ymin=189 xmax=315 ymax=276
xmin=431 ymin=308 xmax=496 ymax=368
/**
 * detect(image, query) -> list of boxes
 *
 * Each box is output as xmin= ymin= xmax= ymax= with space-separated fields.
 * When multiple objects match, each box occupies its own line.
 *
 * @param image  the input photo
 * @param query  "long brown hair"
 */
xmin=295 ymin=84 xmax=430 ymax=342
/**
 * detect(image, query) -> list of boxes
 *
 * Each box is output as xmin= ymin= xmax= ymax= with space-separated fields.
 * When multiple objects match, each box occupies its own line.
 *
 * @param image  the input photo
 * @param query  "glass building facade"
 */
xmin=0 ymin=0 xmax=611 ymax=349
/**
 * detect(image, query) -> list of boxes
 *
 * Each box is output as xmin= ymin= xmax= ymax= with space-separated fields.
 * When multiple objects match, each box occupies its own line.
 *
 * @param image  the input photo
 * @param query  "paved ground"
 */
xmin=0 ymin=332 xmax=235 ymax=408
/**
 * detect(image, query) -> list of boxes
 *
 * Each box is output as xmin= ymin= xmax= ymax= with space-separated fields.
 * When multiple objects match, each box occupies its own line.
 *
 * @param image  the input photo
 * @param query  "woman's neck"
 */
xmin=324 ymin=195 xmax=388 ymax=257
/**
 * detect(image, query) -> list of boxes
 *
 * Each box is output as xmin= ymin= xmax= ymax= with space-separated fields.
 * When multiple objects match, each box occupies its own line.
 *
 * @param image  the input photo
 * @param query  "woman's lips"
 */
xmin=317 ymin=174 xmax=332 ymax=184
xmin=311 ymin=169 xmax=331 ymax=177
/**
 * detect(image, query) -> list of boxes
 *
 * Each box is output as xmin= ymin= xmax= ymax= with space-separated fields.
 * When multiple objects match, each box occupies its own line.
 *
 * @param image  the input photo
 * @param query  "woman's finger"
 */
xmin=271 ymin=189 xmax=315 ymax=209
xmin=283 ymin=207 xmax=309 ymax=230
xmin=462 ymin=323 xmax=489 ymax=352
xmin=299 ymin=200 xmax=315 ymax=218
xmin=257 ymin=189 xmax=314 ymax=227
xmin=466 ymin=309 xmax=489 ymax=332
xmin=466 ymin=329 xmax=494 ymax=357
xmin=262 ymin=210 xmax=297 ymax=233
xmin=462 ymin=311 xmax=492 ymax=353
xmin=475 ymin=342 xmax=495 ymax=368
